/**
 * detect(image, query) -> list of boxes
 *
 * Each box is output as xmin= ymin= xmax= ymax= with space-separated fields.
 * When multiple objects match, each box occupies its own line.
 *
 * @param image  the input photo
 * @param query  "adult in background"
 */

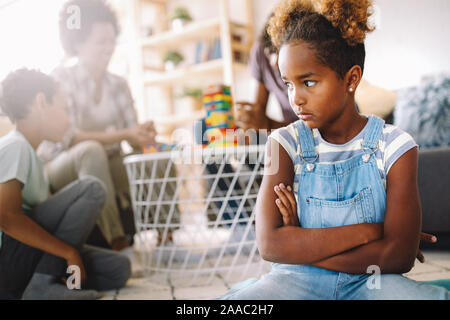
xmin=235 ymin=16 xmax=298 ymax=133
xmin=0 ymin=69 xmax=130 ymax=300
xmin=38 ymin=0 xmax=156 ymax=252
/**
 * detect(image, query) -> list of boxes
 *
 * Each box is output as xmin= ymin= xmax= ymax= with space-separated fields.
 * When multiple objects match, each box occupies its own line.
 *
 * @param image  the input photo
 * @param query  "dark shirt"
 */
xmin=249 ymin=42 xmax=298 ymax=124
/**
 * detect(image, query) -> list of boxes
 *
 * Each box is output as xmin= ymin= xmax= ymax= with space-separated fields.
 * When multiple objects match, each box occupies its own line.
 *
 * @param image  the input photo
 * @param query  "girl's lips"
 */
xmin=298 ymin=113 xmax=313 ymax=120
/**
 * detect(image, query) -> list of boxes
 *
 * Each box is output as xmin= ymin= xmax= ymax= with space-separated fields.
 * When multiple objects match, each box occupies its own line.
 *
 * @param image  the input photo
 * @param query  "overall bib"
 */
xmin=220 ymin=116 xmax=449 ymax=300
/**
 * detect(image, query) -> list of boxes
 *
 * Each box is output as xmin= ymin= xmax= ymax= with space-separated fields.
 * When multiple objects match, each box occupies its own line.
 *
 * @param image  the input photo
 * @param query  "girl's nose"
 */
xmin=292 ymin=88 xmax=306 ymax=109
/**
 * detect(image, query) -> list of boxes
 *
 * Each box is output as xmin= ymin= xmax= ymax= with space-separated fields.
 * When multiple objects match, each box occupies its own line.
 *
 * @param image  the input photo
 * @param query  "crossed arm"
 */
xmin=256 ymin=138 xmax=422 ymax=274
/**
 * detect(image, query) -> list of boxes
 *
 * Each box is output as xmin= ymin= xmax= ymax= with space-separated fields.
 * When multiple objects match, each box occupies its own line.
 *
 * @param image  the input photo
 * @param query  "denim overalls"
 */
xmin=220 ymin=116 xmax=449 ymax=300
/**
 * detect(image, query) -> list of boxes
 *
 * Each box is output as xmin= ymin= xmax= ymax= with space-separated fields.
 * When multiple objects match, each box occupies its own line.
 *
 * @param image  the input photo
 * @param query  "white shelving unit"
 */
xmin=131 ymin=0 xmax=254 ymax=143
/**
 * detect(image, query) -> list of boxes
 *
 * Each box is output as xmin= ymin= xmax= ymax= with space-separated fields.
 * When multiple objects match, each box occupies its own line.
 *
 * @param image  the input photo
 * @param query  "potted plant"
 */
xmin=170 ymin=7 xmax=192 ymax=31
xmin=163 ymin=50 xmax=184 ymax=70
xmin=178 ymin=87 xmax=203 ymax=113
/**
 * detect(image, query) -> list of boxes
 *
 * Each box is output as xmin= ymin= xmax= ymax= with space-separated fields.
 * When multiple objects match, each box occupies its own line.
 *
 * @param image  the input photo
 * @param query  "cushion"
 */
xmin=355 ymin=79 xmax=397 ymax=119
xmin=394 ymin=73 xmax=450 ymax=149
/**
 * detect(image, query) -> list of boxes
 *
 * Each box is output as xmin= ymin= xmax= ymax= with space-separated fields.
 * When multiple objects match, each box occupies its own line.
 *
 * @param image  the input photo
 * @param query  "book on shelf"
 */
xmin=195 ymin=38 xmax=222 ymax=64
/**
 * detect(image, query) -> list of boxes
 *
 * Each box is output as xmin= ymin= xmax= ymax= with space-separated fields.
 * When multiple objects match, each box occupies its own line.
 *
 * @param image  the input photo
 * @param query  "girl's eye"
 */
xmin=304 ymin=80 xmax=317 ymax=87
xmin=284 ymin=82 xmax=293 ymax=90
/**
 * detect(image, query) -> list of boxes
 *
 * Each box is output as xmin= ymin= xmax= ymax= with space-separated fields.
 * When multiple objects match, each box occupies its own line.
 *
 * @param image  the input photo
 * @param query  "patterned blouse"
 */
xmin=38 ymin=63 xmax=138 ymax=162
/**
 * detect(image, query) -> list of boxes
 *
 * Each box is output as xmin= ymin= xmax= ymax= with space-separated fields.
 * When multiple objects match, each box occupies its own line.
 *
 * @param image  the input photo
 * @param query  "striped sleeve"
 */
xmin=269 ymin=124 xmax=299 ymax=164
xmin=383 ymin=126 xmax=418 ymax=175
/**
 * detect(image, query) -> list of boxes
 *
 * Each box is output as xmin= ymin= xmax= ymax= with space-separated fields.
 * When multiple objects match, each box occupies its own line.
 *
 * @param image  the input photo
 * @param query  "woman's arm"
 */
xmin=311 ymin=147 xmax=421 ymax=274
xmin=256 ymin=138 xmax=383 ymax=264
xmin=70 ymin=129 xmax=129 ymax=147
xmin=0 ymin=180 xmax=78 ymax=261
xmin=235 ymin=82 xmax=270 ymax=130
xmin=70 ymin=124 xmax=156 ymax=149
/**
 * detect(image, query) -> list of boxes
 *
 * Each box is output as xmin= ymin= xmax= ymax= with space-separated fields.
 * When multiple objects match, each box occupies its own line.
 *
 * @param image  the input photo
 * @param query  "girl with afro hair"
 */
xmin=219 ymin=0 xmax=449 ymax=300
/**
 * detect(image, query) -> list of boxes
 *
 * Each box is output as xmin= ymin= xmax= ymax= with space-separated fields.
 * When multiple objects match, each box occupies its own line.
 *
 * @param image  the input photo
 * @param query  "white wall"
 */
xmin=1 ymin=0 xmax=448 ymax=122
xmin=364 ymin=0 xmax=450 ymax=90
xmin=252 ymin=0 xmax=450 ymax=91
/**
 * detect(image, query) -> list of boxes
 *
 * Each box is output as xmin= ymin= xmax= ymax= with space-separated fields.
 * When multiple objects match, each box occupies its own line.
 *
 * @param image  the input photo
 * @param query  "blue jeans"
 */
xmin=219 ymin=268 xmax=450 ymax=300
xmin=0 ymin=178 xmax=131 ymax=299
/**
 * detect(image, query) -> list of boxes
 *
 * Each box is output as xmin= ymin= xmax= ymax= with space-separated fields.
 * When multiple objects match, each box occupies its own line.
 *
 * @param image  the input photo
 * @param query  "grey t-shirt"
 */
xmin=249 ymin=42 xmax=298 ymax=124
xmin=0 ymin=130 xmax=49 ymax=248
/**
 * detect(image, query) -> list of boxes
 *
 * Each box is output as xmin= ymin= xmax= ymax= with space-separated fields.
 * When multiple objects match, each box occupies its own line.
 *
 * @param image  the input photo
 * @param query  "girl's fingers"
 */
xmin=278 ymin=183 xmax=297 ymax=215
xmin=416 ymin=250 xmax=425 ymax=263
xmin=276 ymin=199 xmax=290 ymax=222
xmin=274 ymin=185 xmax=291 ymax=211
xmin=420 ymin=232 xmax=437 ymax=243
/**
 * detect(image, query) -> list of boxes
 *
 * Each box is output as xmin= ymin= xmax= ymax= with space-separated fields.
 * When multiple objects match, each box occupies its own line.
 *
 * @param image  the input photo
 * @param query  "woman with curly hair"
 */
xmin=219 ymin=0 xmax=449 ymax=300
xmin=38 ymin=0 xmax=156 ymax=252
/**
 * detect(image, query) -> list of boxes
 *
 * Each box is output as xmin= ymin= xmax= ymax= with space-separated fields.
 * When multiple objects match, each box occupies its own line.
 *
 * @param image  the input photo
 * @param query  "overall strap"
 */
xmin=296 ymin=120 xmax=317 ymax=162
xmin=362 ymin=116 xmax=385 ymax=150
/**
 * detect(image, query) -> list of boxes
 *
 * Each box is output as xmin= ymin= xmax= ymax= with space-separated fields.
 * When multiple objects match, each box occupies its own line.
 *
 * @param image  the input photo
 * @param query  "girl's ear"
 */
xmin=346 ymin=65 xmax=362 ymax=92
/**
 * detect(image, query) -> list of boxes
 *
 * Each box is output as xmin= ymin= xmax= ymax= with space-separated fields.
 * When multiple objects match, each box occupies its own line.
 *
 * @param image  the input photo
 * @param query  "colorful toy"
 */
xmin=203 ymin=85 xmax=237 ymax=147
xmin=142 ymin=144 xmax=178 ymax=154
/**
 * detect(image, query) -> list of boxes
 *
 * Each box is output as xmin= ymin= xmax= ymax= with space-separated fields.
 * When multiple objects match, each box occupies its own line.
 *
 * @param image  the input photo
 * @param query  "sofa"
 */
xmin=418 ymin=146 xmax=450 ymax=249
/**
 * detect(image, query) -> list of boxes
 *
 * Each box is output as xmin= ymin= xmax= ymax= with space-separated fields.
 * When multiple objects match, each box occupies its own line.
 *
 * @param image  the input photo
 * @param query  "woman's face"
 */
xmin=76 ymin=22 xmax=117 ymax=74
xmin=278 ymin=41 xmax=350 ymax=130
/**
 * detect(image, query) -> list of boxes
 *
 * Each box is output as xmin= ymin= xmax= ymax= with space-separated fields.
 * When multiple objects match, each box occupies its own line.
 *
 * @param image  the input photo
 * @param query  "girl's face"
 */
xmin=75 ymin=22 xmax=117 ymax=74
xmin=278 ymin=41 xmax=350 ymax=130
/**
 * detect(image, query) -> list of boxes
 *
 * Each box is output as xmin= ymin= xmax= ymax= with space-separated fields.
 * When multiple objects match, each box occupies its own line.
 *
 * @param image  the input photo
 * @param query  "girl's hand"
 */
xmin=416 ymin=232 xmax=437 ymax=263
xmin=274 ymin=183 xmax=300 ymax=227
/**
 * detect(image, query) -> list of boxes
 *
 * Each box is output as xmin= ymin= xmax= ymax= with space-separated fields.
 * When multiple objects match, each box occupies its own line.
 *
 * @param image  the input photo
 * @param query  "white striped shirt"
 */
xmin=270 ymin=117 xmax=418 ymax=190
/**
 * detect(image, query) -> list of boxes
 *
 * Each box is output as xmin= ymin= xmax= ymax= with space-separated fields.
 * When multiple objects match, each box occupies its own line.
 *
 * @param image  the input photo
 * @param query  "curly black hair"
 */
xmin=0 ymin=69 xmax=58 ymax=123
xmin=59 ymin=0 xmax=120 ymax=56
xmin=268 ymin=0 xmax=375 ymax=79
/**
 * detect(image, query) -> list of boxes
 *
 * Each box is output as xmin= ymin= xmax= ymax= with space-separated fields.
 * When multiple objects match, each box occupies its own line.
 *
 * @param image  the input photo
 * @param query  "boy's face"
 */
xmin=278 ymin=41 xmax=350 ymax=130
xmin=41 ymin=89 xmax=70 ymax=142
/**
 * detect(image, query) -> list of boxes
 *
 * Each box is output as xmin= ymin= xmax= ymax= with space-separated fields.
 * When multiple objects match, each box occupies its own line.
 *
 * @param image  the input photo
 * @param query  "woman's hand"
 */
xmin=235 ymin=102 xmax=270 ymax=131
xmin=126 ymin=125 xmax=156 ymax=148
xmin=139 ymin=120 xmax=156 ymax=133
xmin=274 ymin=183 xmax=300 ymax=227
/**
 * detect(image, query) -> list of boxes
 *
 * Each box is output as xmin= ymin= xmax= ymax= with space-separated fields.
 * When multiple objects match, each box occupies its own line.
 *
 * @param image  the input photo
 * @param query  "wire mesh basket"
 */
xmin=124 ymin=145 xmax=271 ymax=287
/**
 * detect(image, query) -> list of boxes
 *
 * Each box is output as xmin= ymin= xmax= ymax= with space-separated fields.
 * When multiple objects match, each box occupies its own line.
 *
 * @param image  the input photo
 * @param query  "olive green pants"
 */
xmin=45 ymin=141 xmax=128 ymax=245
xmin=45 ymin=141 xmax=179 ymax=245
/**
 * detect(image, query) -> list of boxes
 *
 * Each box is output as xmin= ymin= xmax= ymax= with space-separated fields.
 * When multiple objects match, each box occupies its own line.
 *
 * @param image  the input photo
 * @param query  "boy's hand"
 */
xmin=274 ymin=183 xmax=300 ymax=227
xmin=64 ymin=249 xmax=87 ymax=287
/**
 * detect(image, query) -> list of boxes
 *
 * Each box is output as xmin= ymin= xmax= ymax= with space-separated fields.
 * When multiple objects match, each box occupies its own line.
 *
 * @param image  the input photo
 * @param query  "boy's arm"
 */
xmin=0 ymin=179 xmax=78 ymax=262
xmin=312 ymin=147 xmax=421 ymax=274
xmin=256 ymin=138 xmax=383 ymax=264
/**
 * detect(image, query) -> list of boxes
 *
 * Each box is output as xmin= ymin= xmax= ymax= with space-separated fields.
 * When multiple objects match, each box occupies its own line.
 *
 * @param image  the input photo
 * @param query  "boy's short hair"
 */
xmin=0 ymin=69 xmax=58 ymax=123
xmin=59 ymin=0 xmax=120 ymax=56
